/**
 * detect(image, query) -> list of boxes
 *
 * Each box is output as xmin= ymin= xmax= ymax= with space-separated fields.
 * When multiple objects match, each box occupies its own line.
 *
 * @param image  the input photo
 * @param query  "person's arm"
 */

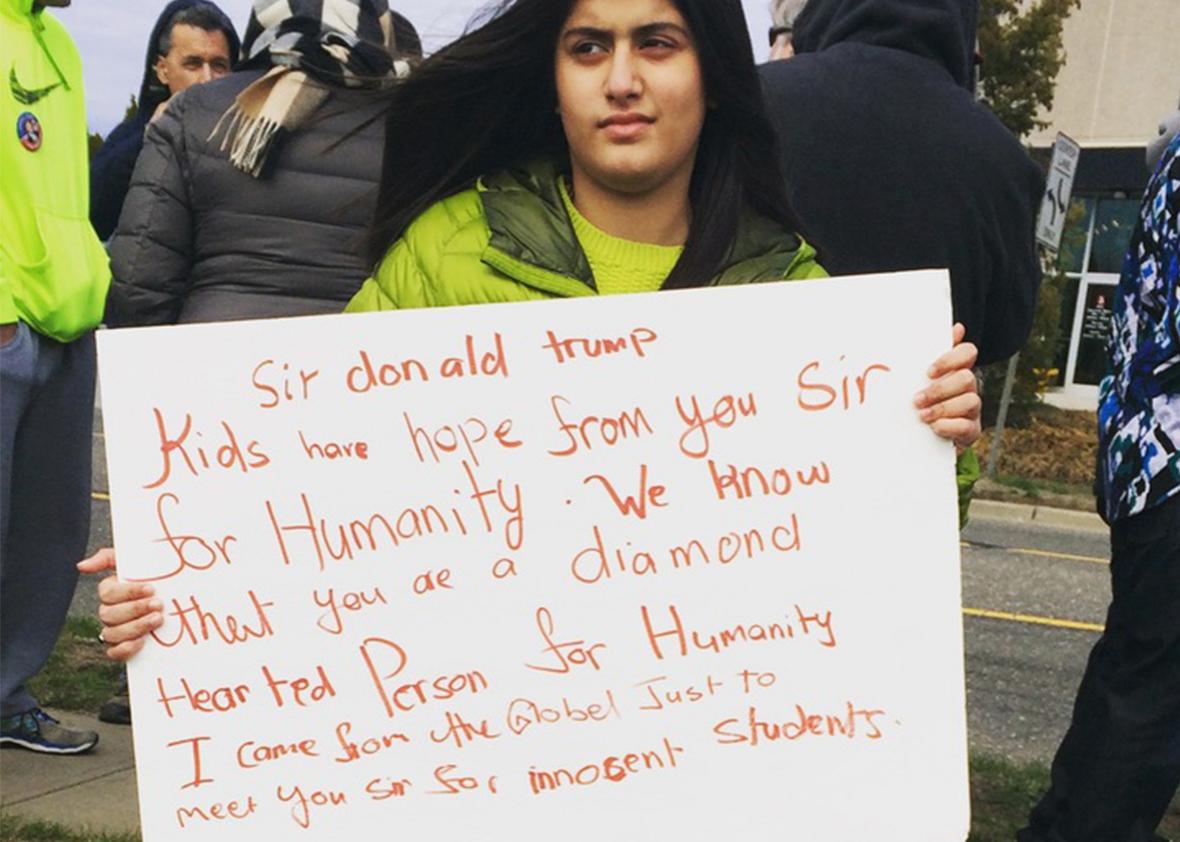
xmin=89 ymin=121 xmax=143 ymax=242
xmin=345 ymin=234 xmax=434 ymax=313
xmin=106 ymin=98 xmax=195 ymax=327
xmin=0 ymin=252 xmax=16 ymax=346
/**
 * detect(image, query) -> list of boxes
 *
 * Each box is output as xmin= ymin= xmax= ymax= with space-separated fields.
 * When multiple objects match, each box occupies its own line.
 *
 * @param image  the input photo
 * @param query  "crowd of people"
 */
xmin=1 ymin=0 xmax=1177 ymax=839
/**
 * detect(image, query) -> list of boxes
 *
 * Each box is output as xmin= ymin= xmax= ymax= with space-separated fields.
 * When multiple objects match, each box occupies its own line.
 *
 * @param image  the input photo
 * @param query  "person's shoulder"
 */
xmin=401 ymin=187 xmax=489 ymax=261
xmin=175 ymin=69 xmax=264 ymax=116
xmin=97 ymin=117 xmax=145 ymax=152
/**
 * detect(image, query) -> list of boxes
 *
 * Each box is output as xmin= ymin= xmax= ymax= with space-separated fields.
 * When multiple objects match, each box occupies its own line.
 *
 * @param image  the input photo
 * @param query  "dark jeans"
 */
xmin=0 ymin=324 xmax=95 ymax=717
xmin=1019 ymin=492 xmax=1180 ymax=842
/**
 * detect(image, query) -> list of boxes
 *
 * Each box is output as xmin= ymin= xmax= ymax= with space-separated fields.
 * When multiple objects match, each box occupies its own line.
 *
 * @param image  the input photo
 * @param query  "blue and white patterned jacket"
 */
xmin=1097 ymin=134 xmax=1180 ymax=523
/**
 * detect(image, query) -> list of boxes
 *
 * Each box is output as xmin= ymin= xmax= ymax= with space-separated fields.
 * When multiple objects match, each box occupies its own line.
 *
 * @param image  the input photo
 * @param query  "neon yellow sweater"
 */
xmin=0 ymin=0 xmax=109 ymax=341
xmin=558 ymin=179 xmax=682 ymax=295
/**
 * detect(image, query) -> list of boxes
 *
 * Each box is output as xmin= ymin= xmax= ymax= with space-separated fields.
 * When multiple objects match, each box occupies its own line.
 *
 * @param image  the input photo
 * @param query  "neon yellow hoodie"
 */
xmin=0 ymin=0 xmax=109 ymax=341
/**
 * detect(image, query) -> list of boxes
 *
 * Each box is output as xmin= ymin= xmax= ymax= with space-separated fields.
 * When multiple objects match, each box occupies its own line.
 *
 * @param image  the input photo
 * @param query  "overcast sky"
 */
xmin=59 ymin=1 xmax=775 ymax=135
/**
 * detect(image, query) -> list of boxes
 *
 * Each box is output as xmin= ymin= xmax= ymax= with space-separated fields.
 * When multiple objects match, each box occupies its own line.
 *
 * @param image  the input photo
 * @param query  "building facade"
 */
xmin=1027 ymin=0 xmax=1179 ymax=409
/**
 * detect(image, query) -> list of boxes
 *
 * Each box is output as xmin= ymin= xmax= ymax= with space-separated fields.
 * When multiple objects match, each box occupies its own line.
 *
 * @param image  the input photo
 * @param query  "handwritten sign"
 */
xmin=98 ymin=271 xmax=969 ymax=841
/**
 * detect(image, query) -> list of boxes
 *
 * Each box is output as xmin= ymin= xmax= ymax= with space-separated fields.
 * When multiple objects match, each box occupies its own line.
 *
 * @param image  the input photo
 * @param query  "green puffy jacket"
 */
xmin=0 ymin=0 xmax=109 ymax=341
xmin=346 ymin=158 xmax=976 ymax=525
xmin=346 ymin=159 xmax=825 ymax=312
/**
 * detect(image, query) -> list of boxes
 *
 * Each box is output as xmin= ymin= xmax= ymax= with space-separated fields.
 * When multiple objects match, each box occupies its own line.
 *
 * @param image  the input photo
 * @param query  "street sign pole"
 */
xmin=990 ymin=133 xmax=1079 ymax=478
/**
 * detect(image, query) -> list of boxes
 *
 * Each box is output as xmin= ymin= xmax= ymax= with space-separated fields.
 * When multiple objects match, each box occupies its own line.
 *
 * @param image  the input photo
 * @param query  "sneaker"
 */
xmin=97 ymin=694 xmax=130 ymax=726
xmin=0 ymin=708 xmax=99 ymax=755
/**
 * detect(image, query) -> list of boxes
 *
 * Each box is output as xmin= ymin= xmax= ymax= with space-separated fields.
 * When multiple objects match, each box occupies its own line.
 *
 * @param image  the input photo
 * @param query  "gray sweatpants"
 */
xmin=0 ymin=323 xmax=95 ymax=717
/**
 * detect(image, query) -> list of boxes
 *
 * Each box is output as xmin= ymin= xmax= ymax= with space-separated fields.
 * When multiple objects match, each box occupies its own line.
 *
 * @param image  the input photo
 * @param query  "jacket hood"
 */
xmin=0 ymin=0 xmax=36 ymax=19
xmin=137 ymin=0 xmax=240 ymax=119
xmin=792 ymin=0 xmax=978 ymax=89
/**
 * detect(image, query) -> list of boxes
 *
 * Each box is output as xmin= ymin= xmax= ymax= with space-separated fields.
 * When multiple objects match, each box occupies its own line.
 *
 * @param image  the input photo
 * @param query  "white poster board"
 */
xmin=98 ymin=271 xmax=969 ymax=841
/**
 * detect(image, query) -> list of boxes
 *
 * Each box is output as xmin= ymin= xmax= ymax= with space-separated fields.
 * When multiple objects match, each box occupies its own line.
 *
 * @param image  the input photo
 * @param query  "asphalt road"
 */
xmin=960 ymin=517 xmax=1109 ymax=764
xmin=73 ymin=420 xmax=1110 ymax=767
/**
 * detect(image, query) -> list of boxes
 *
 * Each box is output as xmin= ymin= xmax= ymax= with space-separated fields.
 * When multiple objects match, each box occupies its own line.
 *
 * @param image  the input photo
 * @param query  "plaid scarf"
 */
xmin=211 ymin=0 xmax=407 ymax=177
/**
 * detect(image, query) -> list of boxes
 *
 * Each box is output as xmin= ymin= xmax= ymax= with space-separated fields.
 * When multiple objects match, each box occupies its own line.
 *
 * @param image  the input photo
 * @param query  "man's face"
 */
xmin=155 ymin=24 xmax=232 ymax=96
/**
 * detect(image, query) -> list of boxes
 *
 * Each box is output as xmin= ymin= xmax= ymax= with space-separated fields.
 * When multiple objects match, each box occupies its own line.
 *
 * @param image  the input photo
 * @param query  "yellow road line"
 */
xmin=92 ymin=491 xmax=110 ymax=501
xmin=1010 ymin=547 xmax=1107 ymax=565
xmin=962 ymin=541 xmax=1108 ymax=566
xmin=963 ymin=606 xmax=1104 ymax=633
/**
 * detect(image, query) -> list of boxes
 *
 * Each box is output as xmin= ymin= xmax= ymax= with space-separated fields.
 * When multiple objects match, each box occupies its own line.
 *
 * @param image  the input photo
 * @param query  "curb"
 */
xmin=971 ymin=498 xmax=1106 ymax=533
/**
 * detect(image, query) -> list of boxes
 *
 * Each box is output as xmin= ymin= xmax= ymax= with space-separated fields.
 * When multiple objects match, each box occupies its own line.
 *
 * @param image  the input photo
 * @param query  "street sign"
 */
xmin=1036 ymin=132 xmax=1082 ymax=252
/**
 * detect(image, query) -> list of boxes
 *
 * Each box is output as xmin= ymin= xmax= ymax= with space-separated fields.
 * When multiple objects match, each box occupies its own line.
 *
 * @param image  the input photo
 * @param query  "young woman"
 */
xmin=83 ymin=0 xmax=981 ymax=658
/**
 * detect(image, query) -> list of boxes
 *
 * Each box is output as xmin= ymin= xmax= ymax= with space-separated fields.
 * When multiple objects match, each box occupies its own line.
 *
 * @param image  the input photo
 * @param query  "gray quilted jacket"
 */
xmin=107 ymin=68 xmax=384 ymax=325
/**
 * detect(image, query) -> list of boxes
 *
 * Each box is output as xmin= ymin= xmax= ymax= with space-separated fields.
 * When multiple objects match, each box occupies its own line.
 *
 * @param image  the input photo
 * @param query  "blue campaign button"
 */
xmin=16 ymin=111 xmax=42 ymax=151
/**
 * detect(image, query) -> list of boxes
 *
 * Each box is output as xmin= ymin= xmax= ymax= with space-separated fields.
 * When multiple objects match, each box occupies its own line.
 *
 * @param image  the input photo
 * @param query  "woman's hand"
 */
xmin=76 ymin=548 xmax=164 ymax=662
xmin=914 ymin=323 xmax=981 ymax=455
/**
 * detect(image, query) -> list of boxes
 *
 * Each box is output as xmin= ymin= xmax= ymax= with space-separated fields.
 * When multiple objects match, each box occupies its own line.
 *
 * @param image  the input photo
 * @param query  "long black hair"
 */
xmin=366 ymin=0 xmax=802 ymax=290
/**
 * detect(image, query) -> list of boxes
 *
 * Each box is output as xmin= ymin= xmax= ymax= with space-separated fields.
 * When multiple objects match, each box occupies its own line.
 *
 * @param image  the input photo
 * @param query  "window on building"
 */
xmin=1050 ymin=196 xmax=1136 ymax=387
xmin=1088 ymin=198 xmax=1140 ymax=273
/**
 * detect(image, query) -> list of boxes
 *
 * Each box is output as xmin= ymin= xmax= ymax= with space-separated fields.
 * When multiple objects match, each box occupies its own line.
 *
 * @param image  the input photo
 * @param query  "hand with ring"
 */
xmin=77 ymin=548 xmax=164 ymax=662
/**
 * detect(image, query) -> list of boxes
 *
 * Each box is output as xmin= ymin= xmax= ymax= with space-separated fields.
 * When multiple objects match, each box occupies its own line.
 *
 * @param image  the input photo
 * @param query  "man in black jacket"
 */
xmin=759 ymin=0 xmax=1043 ymax=366
xmin=89 ymin=0 xmax=239 ymax=241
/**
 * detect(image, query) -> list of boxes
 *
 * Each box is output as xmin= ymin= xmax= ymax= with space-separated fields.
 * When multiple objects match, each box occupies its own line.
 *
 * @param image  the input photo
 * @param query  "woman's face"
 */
xmin=555 ymin=0 xmax=706 ymax=197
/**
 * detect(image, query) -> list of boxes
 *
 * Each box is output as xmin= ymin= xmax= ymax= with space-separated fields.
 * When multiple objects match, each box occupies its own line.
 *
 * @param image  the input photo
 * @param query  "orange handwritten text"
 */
xmin=127 ymin=492 xmax=235 ymax=583
xmin=712 ymin=702 xmax=887 ymax=745
xmin=167 ymin=735 xmax=215 ymax=790
xmin=674 ymin=391 xmax=757 ymax=459
xmin=365 ymin=777 xmax=413 ymax=800
xmin=275 ymin=784 xmax=346 ymax=830
xmin=527 ymin=737 xmax=683 ymax=794
xmin=429 ymin=710 xmax=501 ymax=749
xmin=252 ymin=359 xmax=319 ymax=409
xmin=506 ymin=690 xmax=621 ymax=736
xmin=333 ymin=720 xmax=410 ymax=764
xmin=264 ymin=492 xmax=468 ymax=571
xmin=640 ymin=603 xmax=837 ymax=660
xmin=634 ymin=674 xmax=724 ymax=711
xmin=298 ymin=430 xmax=368 ymax=461
xmin=584 ymin=464 xmax=667 ymax=520
xmin=358 ymin=637 xmax=490 ymax=719
xmin=404 ymin=411 xmax=520 ymax=466
xmin=570 ymin=517 xmax=801 ymax=585
xmin=524 ymin=607 xmax=606 ymax=675
xmin=313 ymin=586 xmax=387 ymax=635
xmin=796 ymin=357 xmax=891 ymax=412
xmin=428 ymin=764 xmax=498 ymax=795
xmin=540 ymin=327 xmax=657 ymax=365
xmin=175 ymin=795 xmax=257 ymax=829
xmin=261 ymin=664 xmax=336 ymax=709
xmin=144 ymin=409 xmax=269 ymax=489
xmin=547 ymin=396 xmax=653 ymax=457
xmin=708 ymin=459 xmax=831 ymax=501
xmin=152 ymin=590 xmax=274 ymax=649
xmin=156 ymin=676 xmax=251 ymax=718
xmin=236 ymin=738 xmax=319 ymax=770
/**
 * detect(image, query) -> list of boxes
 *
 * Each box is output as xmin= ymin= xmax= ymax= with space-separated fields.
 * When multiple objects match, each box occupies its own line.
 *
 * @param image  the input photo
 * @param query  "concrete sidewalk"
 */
xmin=0 ymin=497 xmax=1106 ymax=838
xmin=0 ymin=710 xmax=139 ymax=835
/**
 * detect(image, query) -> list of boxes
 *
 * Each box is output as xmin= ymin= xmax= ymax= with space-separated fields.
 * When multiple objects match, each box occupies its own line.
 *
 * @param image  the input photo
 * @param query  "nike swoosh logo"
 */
xmin=10 ymin=67 xmax=61 ymax=105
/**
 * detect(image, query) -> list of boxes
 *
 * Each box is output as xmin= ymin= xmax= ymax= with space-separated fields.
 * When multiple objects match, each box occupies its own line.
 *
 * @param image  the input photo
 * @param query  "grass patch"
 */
xmin=24 ymin=617 xmax=123 ymax=714
xmin=977 ymin=404 xmax=1096 ymax=487
xmin=991 ymin=474 xmax=1092 ymax=499
xmin=967 ymin=754 xmax=1180 ymax=840
xmin=0 ymin=813 xmax=139 ymax=842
